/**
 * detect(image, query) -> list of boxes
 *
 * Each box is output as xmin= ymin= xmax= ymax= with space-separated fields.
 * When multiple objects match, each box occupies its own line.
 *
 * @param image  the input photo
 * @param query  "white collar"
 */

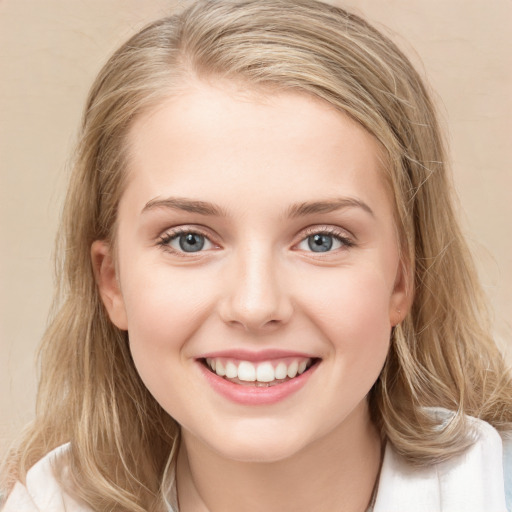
xmin=373 ymin=410 xmax=507 ymax=512
xmin=6 ymin=411 xmax=506 ymax=512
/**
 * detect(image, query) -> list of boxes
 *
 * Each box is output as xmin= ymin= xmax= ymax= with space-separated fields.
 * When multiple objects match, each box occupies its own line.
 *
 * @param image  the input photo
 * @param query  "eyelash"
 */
xmin=299 ymin=226 xmax=355 ymax=251
xmin=157 ymin=227 xmax=214 ymax=257
xmin=157 ymin=225 xmax=355 ymax=256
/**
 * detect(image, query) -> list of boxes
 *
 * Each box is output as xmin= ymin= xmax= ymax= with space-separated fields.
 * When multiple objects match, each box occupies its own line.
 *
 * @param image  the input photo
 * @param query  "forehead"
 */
xmin=122 ymin=80 xmax=392 ymax=218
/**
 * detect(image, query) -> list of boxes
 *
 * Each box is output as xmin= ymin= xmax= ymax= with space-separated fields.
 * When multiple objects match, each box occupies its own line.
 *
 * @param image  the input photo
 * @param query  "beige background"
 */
xmin=1 ymin=1 xmax=511 ymax=458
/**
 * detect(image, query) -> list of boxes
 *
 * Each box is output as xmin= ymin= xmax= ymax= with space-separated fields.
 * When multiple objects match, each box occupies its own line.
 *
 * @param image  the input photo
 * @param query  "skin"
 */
xmin=93 ymin=81 xmax=410 ymax=512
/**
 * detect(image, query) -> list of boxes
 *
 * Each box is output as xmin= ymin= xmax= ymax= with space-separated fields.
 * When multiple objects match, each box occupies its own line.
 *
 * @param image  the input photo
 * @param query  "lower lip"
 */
xmin=198 ymin=361 xmax=319 ymax=405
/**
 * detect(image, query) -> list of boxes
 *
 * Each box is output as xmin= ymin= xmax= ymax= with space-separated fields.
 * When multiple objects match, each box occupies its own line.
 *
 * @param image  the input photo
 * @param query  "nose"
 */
xmin=218 ymin=247 xmax=293 ymax=333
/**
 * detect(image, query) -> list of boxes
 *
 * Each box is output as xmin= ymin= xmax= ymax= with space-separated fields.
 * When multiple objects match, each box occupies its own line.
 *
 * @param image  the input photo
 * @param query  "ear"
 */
xmin=91 ymin=240 xmax=128 ymax=330
xmin=389 ymin=258 xmax=413 ymax=327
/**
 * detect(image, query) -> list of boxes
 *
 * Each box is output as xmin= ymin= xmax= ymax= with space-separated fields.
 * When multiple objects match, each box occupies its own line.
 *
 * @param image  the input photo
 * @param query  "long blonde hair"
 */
xmin=3 ymin=1 xmax=511 ymax=510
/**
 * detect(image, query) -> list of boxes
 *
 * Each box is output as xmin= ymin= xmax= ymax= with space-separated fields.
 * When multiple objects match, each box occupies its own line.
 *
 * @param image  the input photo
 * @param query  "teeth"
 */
xmin=238 ymin=361 xmax=256 ymax=382
xmin=275 ymin=362 xmax=288 ymax=380
xmin=207 ymin=357 xmax=313 ymax=383
xmin=215 ymin=360 xmax=226 ymax=377
xmin=225 ymin=361 xmax=238 ymax=379
xmin=256 ymin=362 xmax=275 ymax=382
xmin=287 ymin=361 xmax=299 ymax=378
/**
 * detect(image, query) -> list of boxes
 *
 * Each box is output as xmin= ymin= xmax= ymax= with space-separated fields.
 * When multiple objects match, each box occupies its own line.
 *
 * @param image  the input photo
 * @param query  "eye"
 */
xmin=159 ymin=230 xmax=214 ymax=253
xmin=296 ymin=229 xmax=353 ymax=253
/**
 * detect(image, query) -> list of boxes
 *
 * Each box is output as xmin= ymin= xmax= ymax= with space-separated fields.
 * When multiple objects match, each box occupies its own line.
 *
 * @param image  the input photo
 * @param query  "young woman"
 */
xmin=2 ymin=1 xmax=511 ymax=510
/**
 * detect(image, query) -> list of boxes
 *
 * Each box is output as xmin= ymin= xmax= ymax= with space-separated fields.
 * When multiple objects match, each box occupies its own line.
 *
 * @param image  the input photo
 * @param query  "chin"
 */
xmin=215 ymin=441 xmax=304 ymax=464
xmin=199 ymin=422 xmax=316 ymax=463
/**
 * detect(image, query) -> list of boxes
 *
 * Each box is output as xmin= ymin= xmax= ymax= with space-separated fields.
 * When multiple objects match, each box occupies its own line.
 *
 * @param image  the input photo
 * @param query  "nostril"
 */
xmin=225 ymin=317 xmax=281 ymax=332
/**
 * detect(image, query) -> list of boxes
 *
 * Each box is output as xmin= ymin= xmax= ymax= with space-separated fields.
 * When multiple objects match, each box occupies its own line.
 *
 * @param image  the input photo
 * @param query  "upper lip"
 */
xmin=196 ymin=348 xmax=318 ymax=362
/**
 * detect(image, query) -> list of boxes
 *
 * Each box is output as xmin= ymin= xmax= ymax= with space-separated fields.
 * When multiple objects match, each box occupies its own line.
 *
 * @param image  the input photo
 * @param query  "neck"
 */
xmin=176 ymin=402 xmax=382 ymax=512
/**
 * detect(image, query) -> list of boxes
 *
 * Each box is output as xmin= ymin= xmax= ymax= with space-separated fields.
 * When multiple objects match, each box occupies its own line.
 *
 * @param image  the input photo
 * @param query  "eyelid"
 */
xmin=157 ymin=225 xmax=220 ymax=256
xmin=156 ymin=224 xmax=354 ymax=256
xmin=300 ymin=225 xmax=353 ymax=238
xmin=294 ymin=225 xmax=355 ymax=251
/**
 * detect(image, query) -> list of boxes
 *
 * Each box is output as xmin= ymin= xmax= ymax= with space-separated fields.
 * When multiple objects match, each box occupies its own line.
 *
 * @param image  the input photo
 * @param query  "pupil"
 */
xmin=308 ymin=234 xmax=333 ymax=252
xmin=179 ymin=233 xmax=205 ymax=252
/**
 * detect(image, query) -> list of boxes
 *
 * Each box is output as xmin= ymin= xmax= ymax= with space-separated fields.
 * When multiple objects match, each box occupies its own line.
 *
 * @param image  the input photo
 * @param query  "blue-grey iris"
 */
xmin=308 ymin=234 xmax=333 ymax=252
xmin=179 ymin=233 xmax=205 ymax=252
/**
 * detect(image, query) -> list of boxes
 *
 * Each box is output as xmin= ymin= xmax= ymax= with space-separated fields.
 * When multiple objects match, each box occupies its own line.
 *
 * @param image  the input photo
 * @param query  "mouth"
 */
xmin=200 ymin=356 xmax=320 ymax=388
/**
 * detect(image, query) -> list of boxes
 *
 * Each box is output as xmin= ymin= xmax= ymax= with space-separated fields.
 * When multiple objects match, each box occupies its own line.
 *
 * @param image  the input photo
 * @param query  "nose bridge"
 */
xmin=221 ymin=242 xmax=292 ymax=331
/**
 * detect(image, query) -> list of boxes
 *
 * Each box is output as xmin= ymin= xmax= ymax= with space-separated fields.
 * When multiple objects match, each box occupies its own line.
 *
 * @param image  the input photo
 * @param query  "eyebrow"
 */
xmin=141 ymin=196 xmax=374 ymax=218
xmin=142 ymin=197 xmax=227 ymax=216
xmin=286 ymin=197 xmax=375 ymax=218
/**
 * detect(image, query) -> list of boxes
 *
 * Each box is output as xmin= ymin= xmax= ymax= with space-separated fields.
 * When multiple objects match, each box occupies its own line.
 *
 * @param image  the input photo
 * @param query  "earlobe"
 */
xmin=91 ymin=240 xmax=128 ymax=330
xmin=389 ymin=259 xmax=413 ymax=327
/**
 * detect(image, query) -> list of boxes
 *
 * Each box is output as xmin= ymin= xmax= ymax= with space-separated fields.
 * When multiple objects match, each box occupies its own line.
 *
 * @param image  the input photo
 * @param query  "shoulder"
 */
xmin=374 ymin=409 xmax=510 ymax=512
xmin=1 ymin=444 xmax=92 ymax=512
xmin=504 ymin=436 xmax=512 ymax=511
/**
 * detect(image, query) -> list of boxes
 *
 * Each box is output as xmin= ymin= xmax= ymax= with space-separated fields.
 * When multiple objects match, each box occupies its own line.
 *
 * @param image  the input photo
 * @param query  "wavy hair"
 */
xmin=3 ymin=1 xmax=511 ymax=510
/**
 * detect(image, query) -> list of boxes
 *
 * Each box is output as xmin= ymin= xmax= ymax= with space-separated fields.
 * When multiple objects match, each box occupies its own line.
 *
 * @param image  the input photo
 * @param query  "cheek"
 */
xmin=302 ymin=267 xmax=393 ymax=325
xmin=296 ymin=265 xmax=394 ymax=359
xmin=299 ymin=268 xmax=393 ymax=413
xmin=119 ymin=264 xmax=218 ymax=366
xmin=118 ymin=266 xmax=221 ymax=418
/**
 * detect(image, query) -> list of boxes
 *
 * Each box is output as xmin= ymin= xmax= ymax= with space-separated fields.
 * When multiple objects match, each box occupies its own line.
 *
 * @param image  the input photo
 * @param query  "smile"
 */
xmin=197 ymin=353 xmax=321 ymax=405
xmin=203 ymin=357 xmax=315 ymax=387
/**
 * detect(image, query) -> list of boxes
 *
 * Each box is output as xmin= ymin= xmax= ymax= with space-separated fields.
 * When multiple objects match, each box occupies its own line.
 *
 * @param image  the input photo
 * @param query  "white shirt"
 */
xmin=2 ymin=413 xmax=509 ymax=512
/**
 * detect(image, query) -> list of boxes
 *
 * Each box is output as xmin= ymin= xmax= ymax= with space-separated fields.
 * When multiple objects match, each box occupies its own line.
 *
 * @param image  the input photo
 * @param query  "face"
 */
xmin=93 ymin=81 xmax=409 ymax=463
